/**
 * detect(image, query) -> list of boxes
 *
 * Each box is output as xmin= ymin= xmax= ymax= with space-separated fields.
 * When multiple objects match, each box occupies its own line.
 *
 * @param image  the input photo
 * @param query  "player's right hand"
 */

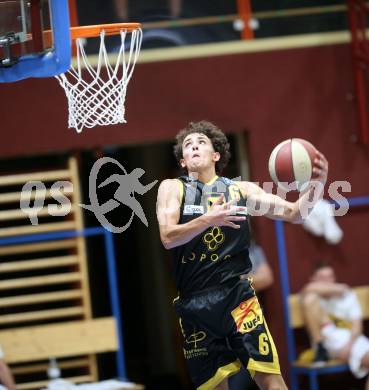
xmin=204 ymin=194 xmax=247 ymax=229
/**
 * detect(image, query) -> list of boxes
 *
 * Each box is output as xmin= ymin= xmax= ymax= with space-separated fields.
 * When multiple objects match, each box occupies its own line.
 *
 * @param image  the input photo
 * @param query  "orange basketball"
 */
xmin=268 ymin=138 xmax=317 ymax=191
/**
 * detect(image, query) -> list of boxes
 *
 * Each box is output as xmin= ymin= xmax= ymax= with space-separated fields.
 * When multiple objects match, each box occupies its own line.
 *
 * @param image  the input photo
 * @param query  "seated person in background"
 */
xmin=0 ymin=346 xmax=16 ymax=390
xmin=229 ymin=242 xmax=274 ymax=390
xmin=300 ymin=261 xmax=369 ymax=388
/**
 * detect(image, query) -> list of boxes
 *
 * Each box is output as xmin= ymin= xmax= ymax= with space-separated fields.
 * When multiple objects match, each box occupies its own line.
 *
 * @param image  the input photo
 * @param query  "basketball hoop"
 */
xmin=55 ymin=23 xmax=142 ymax=133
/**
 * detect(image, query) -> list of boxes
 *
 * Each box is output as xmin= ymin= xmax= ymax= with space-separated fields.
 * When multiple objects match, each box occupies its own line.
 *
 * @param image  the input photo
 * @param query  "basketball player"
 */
xmin=156 ymin=121 xmax=328 ymax=390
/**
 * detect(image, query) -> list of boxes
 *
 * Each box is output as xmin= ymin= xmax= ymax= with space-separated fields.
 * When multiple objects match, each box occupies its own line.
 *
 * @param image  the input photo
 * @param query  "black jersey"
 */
xmin=171 ymin=175 xmax=251 ymax=296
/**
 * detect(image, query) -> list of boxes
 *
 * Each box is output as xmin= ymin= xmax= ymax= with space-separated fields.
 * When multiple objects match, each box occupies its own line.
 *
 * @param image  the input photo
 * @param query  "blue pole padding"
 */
xmin=329 ymin=195 xmax=369 ymax=209
xmin=275 ymin=220 xmax=297 ymax=383
xmin=309 ymin=371 xmax=319 ymax=390
xmin=103 ymin=230 xmax=127 ymax=380
xmin=348 ymin=196 xmax=369 ymax=207
xmin=46 ymin=0 xmax=72 ymax=76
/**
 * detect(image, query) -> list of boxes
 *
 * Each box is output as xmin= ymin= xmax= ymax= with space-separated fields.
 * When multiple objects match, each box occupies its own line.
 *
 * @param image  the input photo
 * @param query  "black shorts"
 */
xmin=174 ymin=278 xmax=280 ymax=390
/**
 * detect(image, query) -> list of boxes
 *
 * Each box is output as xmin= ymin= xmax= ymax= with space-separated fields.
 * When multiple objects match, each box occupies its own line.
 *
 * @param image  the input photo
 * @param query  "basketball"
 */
xmin=268 ymin=138 xmax=317 ymax=191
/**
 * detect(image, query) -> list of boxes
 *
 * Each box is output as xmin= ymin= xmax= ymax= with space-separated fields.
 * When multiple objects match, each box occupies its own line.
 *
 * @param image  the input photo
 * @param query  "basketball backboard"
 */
xmin=0 ymin=0 xmax=71 ymax=82
xmin=0 ymin=1 xmax=142 ymax=133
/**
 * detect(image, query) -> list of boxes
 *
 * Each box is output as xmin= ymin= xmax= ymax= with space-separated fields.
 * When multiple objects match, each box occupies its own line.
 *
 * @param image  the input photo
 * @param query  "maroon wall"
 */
xmin=1 ymin=42 xmax=369 ymax=379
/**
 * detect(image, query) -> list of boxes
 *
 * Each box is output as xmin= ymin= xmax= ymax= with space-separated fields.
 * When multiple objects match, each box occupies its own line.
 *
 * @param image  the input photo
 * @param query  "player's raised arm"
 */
xmin=156 ymin=180 xmax=246 ymax=249
xmin=237 ymin=181 xmax=297 ymax=222
xmin=237 ymin=150 xmax=328 ymax=223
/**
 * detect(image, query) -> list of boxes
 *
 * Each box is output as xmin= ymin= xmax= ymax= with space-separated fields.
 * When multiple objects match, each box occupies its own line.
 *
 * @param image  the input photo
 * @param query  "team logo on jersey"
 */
xmin=203 ymin=226 xmax=225 ymax=251
xmin=185 ymin=331 xmax=207 ymax=349
xmin=183 ymin=204 xmax=204 ymax=215
xmin=231 ymin=296 xmax=264 ymax=333
xmin=180 ymin=319 xmax=208 ymax=359
xmin=204 ymin=192 xmax=224 ymax=212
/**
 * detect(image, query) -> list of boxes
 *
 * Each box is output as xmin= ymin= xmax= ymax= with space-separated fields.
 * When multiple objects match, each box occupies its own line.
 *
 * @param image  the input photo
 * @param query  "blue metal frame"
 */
xmin=275 ymin=196 xmax=369 ymax=390
xmin=0 ymin=227 xmax=127 ymax=380
xmin=103 ymin=229 xmax=127 ymax=379
xmin=0 ymin=0 xmax=71 ymax=82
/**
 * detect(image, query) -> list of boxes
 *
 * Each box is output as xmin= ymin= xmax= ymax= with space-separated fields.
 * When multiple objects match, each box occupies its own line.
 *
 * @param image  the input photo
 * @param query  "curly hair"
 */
xmin=173 ymin=121 xmax=231 ymax=174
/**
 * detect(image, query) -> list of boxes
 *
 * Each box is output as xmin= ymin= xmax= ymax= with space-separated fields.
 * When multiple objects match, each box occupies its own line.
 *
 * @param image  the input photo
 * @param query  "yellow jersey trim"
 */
xmin=205 ymin=175 xmax=219 ymax=185
xmin=178 ymin=318 xmax=185 ymax=338
xmin=264 ymin=318 xmax=280 ymax=367
xmin=247 ymin=319 xmax=281 ymax=375
xmin=198 ymin=360 xmax=241 ymax=390
xmin=247 ymin=359 xmax=281 ymax=375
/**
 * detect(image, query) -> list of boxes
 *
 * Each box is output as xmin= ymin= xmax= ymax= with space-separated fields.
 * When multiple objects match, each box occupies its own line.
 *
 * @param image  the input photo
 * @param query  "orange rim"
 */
xmin=70 ymin=23 xmax=141 ymax=40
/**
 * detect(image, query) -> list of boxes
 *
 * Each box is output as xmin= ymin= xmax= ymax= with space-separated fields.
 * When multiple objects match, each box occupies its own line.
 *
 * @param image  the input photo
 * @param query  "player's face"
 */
xmin=180 ymin=133 xmax=220 ymax=173
xmin=313 ymin=266 xmax=336 ymax=283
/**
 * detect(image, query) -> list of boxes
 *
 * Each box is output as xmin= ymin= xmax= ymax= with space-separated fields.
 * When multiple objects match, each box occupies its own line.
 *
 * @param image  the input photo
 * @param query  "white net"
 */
xmin=56 ymin=28 xmax=142 ymax=133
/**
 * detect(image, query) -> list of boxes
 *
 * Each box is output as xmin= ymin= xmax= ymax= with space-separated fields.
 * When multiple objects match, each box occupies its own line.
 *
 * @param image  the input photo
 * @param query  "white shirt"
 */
xmin=320 ymin=290 xmax=362 ymax=322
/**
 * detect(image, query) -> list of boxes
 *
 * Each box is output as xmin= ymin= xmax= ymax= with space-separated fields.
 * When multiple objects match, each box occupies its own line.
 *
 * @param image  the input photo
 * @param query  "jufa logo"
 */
xmin=231 ymin=296 xmax=263 ymax=334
